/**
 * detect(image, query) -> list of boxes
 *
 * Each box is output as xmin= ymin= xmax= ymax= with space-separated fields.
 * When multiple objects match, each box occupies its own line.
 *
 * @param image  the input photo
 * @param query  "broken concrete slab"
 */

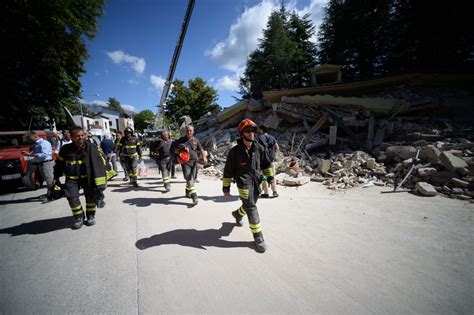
xmin=439 ymin=151 xmax=468 ymax=172
xmin=283 ymin=176 xmax=311 ymax=186
xmin=416 ymin=182 xmax=438 ymax=196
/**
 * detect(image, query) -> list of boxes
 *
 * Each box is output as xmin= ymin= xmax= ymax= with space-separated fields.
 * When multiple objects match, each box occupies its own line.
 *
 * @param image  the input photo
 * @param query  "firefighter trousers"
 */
xmin=63 ymin=179 xmax=96 ymax=219
xmin=182 ymin=161 xmax=198 ymax=197
xmin=157 ymin=157 xmax=172 ymax=188
xmin=234 ymin=181 xmax=264 ymax=241
xmin=123 ymin=156 xmax=139 ymax=183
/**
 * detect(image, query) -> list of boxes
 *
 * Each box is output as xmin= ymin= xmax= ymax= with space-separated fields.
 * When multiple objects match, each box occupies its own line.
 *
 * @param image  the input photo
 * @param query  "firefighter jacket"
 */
xmin=172 ymin=136 xmax=203 ymax=162
xmin=116 ymin=136 xmax=142 ymax=159
xmin=150 ymin=139 xmax=171 ymax=160
xmin=54 ymin=142 xmax=107 ymax=190
xmin=222 ymin=139 xmax=273 ymax=193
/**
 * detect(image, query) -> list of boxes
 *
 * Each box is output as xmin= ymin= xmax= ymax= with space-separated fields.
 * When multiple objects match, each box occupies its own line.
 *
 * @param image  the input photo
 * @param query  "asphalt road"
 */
xmin=1 ymin=161 xmax=473 ymax=314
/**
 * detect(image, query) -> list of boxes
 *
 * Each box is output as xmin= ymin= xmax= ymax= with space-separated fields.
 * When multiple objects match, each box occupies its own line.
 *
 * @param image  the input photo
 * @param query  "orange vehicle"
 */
xmin=0 ymin=130 xmax=59 ymax=191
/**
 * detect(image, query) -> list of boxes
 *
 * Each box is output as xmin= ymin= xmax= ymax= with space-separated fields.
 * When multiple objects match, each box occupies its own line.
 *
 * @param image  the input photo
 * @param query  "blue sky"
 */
xmin=80 ymin=0 xmax=328 ymax=113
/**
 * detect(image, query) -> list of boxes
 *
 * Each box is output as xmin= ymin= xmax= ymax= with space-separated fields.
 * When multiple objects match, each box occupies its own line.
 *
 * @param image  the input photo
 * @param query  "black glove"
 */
xmin=95 ymin=188 xmax=106 ymax=208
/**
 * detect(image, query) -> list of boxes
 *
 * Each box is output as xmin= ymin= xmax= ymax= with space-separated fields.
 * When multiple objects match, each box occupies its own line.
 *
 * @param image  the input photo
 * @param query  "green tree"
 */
xmin=0 ymin=0 xmax=105 ymax=130
xmin=240 ymin=4 xmax=316 ymax=98
xmin=384 ymin=0 xmax=473 ymax=75
xmin=133 ymin=110 xmax=155 ymax=132
xmin=288 ymin=12 xmax=317 ymax=87
xmin=165 ymin=77 xmax=220 ymax=122
xmin=107 ymin=97 xmax=125 ymax=113
xmin=317 ymin=0 xmax=391 ymax=81
xmin=317 ymin=0 xmax=473 ymax=81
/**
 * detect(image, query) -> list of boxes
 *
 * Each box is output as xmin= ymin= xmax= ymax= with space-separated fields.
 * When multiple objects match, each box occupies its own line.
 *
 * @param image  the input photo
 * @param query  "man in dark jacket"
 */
xmin=150 ymin=131 xmax=173 ymax=192
xmin=222 ymin=118 xmax=273 ymax=253
xmin=116 ymin=127 xmax=142 ymax=187
xmin=172 ymin=125 xmax=207 ymax=205
xmin=257 ymin=125 xmax=280 ymax=198
xmin=54 ymin=126 xmax=107 ymax=230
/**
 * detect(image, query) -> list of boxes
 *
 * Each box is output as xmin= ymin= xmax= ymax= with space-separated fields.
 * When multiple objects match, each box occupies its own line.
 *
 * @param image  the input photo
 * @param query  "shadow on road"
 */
xmin=0 ymin=216 xmax=73 ymax=236
xmin=0 ymin=194 xmax=47 ymax=205
xmin=199 ymin=195 xmax=240 ymax=203
xmin=123 ymin=196 xmax=192 ymax=207
xmin=136 ymin=222 xmax=255 ymax=251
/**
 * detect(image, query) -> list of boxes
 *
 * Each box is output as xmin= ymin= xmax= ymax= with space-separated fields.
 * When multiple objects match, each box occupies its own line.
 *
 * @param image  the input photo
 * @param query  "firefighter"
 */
xmin=150 ymin=131 xmax=173 ymax=192
xmin=116 ymin=127 xmax=142 ymax=187
xmin=222 ymin=118 xmax=273 ymax=253
xmin=53 ymin=127 xmax=107 ymax=229
xmin=172 ymin=125 xmax=207 ymax=205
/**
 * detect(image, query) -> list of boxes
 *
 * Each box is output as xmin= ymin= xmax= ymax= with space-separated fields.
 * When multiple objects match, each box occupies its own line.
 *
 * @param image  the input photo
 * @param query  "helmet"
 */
xmin=238 ymin=118 xmax=257 ymax=134
xmin=124 ymin=127 xmax=133 ymax=134
xmin=49 ymin=184 xmax=64 ymax=200
xmin=177 ymin=151 xmax=190 ymax=164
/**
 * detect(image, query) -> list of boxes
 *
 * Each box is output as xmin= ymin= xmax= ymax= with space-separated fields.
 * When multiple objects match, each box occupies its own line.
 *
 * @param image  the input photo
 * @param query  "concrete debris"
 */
xmin=416 ymin=182 xmax=438 ymax=196
xmin=193 ymin=86 xmax=473 ymax=199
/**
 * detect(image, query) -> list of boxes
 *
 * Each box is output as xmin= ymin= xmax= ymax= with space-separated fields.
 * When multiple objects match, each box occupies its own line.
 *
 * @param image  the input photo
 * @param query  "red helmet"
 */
xmin=238 ymin=118 xmax=257 ymax=134
xmin=177 ymin=151 xmax=190 ymax=164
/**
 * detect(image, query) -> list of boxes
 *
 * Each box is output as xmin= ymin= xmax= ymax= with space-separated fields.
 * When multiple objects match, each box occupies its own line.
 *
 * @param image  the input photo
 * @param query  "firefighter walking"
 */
xmin=116 ymin=127 xmax=142 ymax=187
xmin=150 ymin=131 xmax=173 ymax=192
xmin=222 ymin=118 xmax=273 ymax=253
xmin=53 ymin=127 xmax=107 ymax=230
xmin=173 ymin=125 xmax=207 ymax=205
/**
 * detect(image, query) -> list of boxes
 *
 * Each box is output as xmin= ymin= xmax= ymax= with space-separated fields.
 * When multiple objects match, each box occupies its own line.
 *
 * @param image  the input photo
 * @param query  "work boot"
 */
xmin=133 ymin=181 xmax=139 ymax=187
xmin=260 ymin=193 xmax=269 ymax=199
xmin=232 ymin=210 xmax=244 ymax=226
xmin=191 ymin=193 xmax=198 ymax=205
xmin=123 ymin=176 xmax=129 ymax=182
xmin=85 ymin=214 xmax=96 ymax=226
xmin=164 ymin=183 xmax=171 ymax=192
xmin=253 ymin=232 xmax=267 ymax=253
xmin=72 ymin=216 xmax=84 ymax=230
xmin=273 ymin=191 xmax=279 ymax=198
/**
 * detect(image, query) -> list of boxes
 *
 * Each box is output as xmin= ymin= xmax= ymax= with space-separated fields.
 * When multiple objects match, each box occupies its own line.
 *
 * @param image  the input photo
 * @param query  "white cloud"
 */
xmin=215 ymin=75 xmax=240 ymax=92
xmin=206 ymin=0 xmax=277 ymax=72
xmin=207 ymin=0 xmax=328 ymax=93
xmin=89 ymin=100 xmax=108 ymax=107
xmin=128 ymin=79 xmax=139 ymax=86
xmin=121 ymin=104 xmax=136 ymax=112
xmin=106 ymin=50 xmax=146 ymax=75
xmin=150 ymin=74 xmax=166 ymax=91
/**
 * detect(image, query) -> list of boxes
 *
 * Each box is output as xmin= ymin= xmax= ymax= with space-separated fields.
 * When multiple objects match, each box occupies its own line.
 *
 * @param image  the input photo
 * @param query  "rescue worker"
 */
xmin=116 ymin=127 xmax=142 ymax=187
xmin=114 ymin=131 xmax=129 ymax=182
xmin=172 ymin=125 xmax=207 ymax=205
xmin=150 ymin=131 xmax=173 ymax=192
xmin=222 ymin=118 xmax=273 ymax=253
xmin=53 ymin=127 xmax=107 ymax=229
xmin=257 ymin=124 xmax=280 ymax=198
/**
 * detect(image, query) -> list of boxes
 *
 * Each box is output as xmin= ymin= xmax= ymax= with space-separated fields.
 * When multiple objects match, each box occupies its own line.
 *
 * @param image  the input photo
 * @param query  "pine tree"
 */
xmin=241 ymin=3 xmax=317 ymax=98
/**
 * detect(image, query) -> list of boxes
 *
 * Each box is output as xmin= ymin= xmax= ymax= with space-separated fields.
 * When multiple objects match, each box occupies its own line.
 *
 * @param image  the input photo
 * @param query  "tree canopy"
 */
xmin=240 ymin=4 xmax=317 ymax=98
xmin=0 ymin=0 xmax=105 ymax=130
xmin=317 ymin=0 xmax=474 ymax=81
xmin=107 ymin=97 xmax=125 ymax=113
xmin=133 ymin=110 xmax=155 ymax=132
xmin=165 ymin=77 xmax=220 ymax=122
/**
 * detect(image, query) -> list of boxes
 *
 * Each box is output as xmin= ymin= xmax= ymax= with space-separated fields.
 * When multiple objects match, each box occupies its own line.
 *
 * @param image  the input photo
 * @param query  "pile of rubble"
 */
xmin=193 ymin=86 xmax=473 ymax=201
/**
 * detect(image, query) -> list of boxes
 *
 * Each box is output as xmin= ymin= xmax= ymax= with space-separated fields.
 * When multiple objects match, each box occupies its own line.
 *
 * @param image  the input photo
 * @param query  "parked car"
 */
xmin=0 ymin=130 xmax=59 ymax=191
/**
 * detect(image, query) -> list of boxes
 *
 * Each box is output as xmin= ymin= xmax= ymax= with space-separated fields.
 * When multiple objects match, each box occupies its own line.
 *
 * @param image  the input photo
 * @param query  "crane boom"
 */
xmin=155 ymin=0 xmax=195 ymax=129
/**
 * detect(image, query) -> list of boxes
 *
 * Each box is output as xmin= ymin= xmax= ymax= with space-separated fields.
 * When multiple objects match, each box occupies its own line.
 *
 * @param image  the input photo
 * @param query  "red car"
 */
xmin=0 ymin=130 xmax=59 ymax=191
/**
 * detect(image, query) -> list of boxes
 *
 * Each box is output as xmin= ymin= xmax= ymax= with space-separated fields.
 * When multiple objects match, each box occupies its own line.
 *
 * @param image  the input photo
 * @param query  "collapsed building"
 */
xmin=192 ymin=71 xmax=474 ymax=201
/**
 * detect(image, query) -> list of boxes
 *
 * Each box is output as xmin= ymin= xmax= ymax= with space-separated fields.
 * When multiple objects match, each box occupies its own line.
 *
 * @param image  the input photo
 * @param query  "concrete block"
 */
xmin=439 ymin=151 xmax=468 ymax=172
xmin=416 ymin=182 xmax=437 ymax=196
